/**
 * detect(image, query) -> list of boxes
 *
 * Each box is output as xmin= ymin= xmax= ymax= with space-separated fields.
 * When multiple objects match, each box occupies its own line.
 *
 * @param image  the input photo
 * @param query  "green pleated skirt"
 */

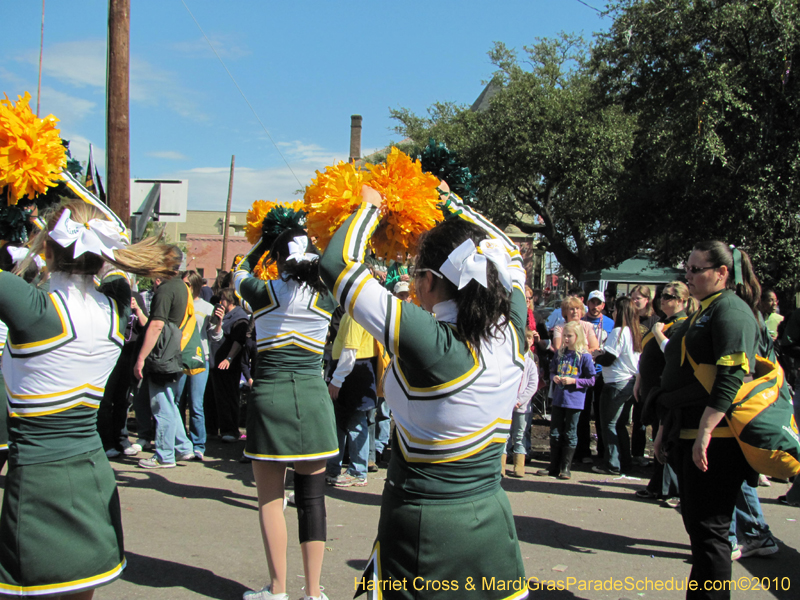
xmin=244 ymin=372 xmax=338 ymax=462
xmin=358 ymin=486 xmax=528 ymax=600
xmin=0 ymin=446 xmax=125 ymax=596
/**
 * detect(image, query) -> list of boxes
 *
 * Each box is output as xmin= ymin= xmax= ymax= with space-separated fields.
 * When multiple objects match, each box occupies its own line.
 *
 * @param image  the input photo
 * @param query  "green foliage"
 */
xmin=393 ymin=33 xmax=637 ymax=277
xmin=593 ymin=0 xmax=800 ymax=290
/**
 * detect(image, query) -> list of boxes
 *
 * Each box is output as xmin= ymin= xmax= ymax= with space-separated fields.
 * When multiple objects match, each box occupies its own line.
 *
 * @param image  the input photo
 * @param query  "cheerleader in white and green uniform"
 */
xmin=235 ymin=220 xmax=338 ymax=600
xmin=0 ymin=201 xmax=182 ymax=599
xmin=320 ymin=185 xmax=529 ymax=600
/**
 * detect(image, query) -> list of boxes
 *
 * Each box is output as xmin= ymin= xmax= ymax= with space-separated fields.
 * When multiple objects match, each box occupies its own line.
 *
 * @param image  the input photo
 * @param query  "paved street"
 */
xmin=5 ymin=434 xmax=795 ymax=600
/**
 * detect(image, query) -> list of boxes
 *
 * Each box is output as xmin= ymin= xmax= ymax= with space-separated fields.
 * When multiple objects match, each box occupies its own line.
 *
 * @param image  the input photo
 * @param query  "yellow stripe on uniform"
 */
xmin=9 ymin=294 xmax=72 ymax=351
xmin=0 ymin=558 xmax=126 ymax=594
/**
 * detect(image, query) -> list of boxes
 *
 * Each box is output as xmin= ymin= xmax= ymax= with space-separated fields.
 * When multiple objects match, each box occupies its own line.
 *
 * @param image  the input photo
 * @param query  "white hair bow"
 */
xmin=49 ymin=209 xmax=126 ymax=260
xmin=287 ymin=235 xmax=318 ymax=263
xmin=439 ymin=238 xmax=513 ymax=292
xmin=5 ymin=246 xmax=45 ymax=269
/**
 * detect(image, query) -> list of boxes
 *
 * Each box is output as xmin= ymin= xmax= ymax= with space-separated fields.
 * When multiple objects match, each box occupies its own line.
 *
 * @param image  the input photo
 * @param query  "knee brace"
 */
xmin=294 ymin=472 xmax=327 ymax=543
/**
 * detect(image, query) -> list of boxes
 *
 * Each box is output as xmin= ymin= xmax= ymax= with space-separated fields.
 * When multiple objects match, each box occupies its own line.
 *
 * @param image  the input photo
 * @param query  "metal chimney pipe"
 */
xmin=349 ymin=114 xmax=362 ymax=163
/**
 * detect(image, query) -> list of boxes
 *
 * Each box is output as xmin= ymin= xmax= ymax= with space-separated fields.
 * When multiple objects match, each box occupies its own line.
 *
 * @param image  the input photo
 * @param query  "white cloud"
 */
xmin=15 ymin=40 xmax=209 ymax=121
xmin=62 ymin=133 xmax=105 ymax=172
xmin=147 ymin=151 xmax=189 ymax=160
xmin=0 ymin=68 xmax=97 ymax=124
xmin=17 ymin=40 xmax=107 ymax=89
xmin=160 ymin=145 xmax=347 ymax=211
xmin=39 ymin=86 xmax=97 ymax=122
xmin=172 ymin=35 xmax=251 ymax=59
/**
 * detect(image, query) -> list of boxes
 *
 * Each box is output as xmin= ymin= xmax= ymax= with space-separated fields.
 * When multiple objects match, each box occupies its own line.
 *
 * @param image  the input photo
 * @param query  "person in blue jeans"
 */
xmin=729 ymin=481 xmax=779 ymax=559
xmin=593 ymin=296 xmax=642 ymax=475
xmin=325 ymin=313 xmax=377 ymax=486
xmin=133 ymin=271 xmax=196 ymax=468
xmin=175 ymin=270 xmax=217 ymax=460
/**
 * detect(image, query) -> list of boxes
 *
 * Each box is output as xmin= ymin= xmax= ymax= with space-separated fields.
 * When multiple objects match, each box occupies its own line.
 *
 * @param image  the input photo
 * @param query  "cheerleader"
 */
xmin=235 ymin=214 xmax=338 ymax=600
xmin=320 ymin=184 xmax=529 ymax=600
xmin=0 ymin=201 xmax=181 ymax=598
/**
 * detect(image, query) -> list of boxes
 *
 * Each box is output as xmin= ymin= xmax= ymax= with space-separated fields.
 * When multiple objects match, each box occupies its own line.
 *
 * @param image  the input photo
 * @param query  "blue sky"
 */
xmin=1 ymin=0 xmax=608 ymax=212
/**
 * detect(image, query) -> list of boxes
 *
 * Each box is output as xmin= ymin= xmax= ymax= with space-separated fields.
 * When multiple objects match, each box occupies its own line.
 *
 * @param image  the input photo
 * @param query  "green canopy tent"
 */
xmin=579 ymin=254 xmax=683 ymax=293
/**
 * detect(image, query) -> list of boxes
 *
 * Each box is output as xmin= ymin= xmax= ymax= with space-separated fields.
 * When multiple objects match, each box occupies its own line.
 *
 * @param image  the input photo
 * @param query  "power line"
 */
xmin=180 ymin=0 xmax=304 ymax=189
xmin=575 ymin=0 xmax=606 ymax=15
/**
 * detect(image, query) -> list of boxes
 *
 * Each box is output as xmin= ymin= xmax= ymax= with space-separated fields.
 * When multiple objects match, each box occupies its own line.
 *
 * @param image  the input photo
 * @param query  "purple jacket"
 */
xmin=550 ymin=350 xmax=595 ymax=409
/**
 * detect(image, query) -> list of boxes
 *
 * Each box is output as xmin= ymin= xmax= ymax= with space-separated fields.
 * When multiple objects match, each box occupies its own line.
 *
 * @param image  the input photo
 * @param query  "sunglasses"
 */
xmin=685 ymin=264 xmax=718 ymax=274
xmin=661 ymin=292 xmax=679 ymax=301
xmin=411 ymin=266 xmax=443 ymax=279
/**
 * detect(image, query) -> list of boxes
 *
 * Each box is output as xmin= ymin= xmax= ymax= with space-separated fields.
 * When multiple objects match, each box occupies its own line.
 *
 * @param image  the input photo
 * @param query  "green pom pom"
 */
xmin=419 ymin=139 xmax=477 ymax=203
xmin=261 ymin=205 xmax=307 ymax=245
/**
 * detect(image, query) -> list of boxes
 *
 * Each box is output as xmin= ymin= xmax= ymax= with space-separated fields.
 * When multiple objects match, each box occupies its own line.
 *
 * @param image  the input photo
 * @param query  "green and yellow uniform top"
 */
xmin=637 ymin=310 xmax=687 ymax=401
xmin=0 ymin=270 xmax=130 ymax=466
xmin=661 ymin=289 xmax=758 ymax=430
xmin=319 ymin=197 xmax=527 ymax=502
xmin=233 ymin=238 xmax=336 ymax=377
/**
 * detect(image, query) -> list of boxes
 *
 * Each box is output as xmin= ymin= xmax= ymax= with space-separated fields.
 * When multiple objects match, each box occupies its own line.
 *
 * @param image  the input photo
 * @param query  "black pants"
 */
xmin=670 ymin=437 xmax=748 ymax=600
xmin=631 ymin=399 xmax=647 ymax=457
xmin=208 ymin=367 xmax=240 ymax=437
xmin=576 ymin=375 xmax=604 ymax=460
xmin=98 ymin=345 xmax=135 ymax=451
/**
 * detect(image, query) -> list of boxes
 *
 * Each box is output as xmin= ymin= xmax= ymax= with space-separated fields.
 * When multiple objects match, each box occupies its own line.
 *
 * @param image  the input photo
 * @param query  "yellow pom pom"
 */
xmin=366 ymin=147 xmax=442 ymax=259
xmin=245 ymin=199 xmax=304 ymax=245
xmin=303 ymin=161 xmax=367 ymax=251
xmin=304 ymin=149 xmax=442 ymax=257
xmin=0 ymin=92 xmax=66 ymax=203
xmin=253 ymin=253 xmax=279 ymax=282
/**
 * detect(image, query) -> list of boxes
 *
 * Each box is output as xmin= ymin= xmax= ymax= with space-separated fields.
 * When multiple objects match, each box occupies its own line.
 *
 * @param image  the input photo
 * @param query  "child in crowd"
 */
xmin=506 ymin=328 xmax=540 ymax=477
xmin=538 ymin=321 xmax=595 ymax=479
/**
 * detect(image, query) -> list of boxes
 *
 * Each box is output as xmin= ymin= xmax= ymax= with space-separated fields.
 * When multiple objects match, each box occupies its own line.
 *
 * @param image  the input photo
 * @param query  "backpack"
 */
xmin=146 ymin=284 xmax=206 ymax=377
xmin=685 ymin=321 xmax=800 ymax=479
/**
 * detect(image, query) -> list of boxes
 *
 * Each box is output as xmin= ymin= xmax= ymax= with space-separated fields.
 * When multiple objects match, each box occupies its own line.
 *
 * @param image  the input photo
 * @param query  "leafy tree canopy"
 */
xmin=393 ymin=33 xmax=638 ymax=277
xmin=593 ymin=0 xmax=800 ymax=290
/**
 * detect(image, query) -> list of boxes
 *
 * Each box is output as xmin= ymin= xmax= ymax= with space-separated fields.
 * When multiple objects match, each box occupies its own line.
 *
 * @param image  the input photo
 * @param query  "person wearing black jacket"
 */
xmin=207 ymin=288 xmax=249 ymax=442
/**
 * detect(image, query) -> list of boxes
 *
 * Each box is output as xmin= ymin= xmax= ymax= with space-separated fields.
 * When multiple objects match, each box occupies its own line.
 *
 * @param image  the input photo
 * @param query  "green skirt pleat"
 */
xmin=0 ymin=447 xmax=125 ymax=596
xmin=367 ymin=487 xmax=528 ymax=600
xmin=244 ymin=372 xmax=338 ymax=461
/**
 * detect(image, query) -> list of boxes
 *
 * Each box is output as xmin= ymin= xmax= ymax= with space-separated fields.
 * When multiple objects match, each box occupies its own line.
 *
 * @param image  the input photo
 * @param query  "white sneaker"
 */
xmin=124 ymin=443 xmax=142 ymax=456
xmin=242 ymin=586 xmax=288 ymax=600
xmin=302 ymin=587 xmax=328 ymax=600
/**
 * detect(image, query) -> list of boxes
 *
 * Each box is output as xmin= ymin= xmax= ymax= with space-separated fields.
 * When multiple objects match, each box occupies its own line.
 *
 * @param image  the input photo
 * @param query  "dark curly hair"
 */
xmin=268 ymin=228 xmax=327 ymax=296
xmin=415 ymin=218 xmax=511 ymax=355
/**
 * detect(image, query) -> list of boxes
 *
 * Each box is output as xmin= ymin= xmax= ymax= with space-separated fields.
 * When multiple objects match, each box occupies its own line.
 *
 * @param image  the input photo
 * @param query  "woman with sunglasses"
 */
xmin=654 ymin=242 xmax=760 ymax=600
xmin=319 ymin=184 xmax=529 ymax=600
xmin=633 ymin=282 xmax=697 ymax=503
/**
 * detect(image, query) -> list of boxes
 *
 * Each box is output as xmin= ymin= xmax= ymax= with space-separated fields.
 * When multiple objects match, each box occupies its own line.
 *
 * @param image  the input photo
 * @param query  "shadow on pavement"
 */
xmin=514 ymin=514 xmax=691 ymax=560
xmin=121 ymin=551 xmax=249 ymax=599
xmin=115 ymin=470 xmax=257 ymax=512
xmin=326 ymin=485 xmax=383 ymax=506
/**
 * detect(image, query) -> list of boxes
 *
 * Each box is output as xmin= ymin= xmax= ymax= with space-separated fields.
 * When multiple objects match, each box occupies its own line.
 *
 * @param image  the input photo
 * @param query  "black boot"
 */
xmin=536 ymin=439 xmax=561 ymax=477
xmin=558 ymin=447 xmax=576 ymax=480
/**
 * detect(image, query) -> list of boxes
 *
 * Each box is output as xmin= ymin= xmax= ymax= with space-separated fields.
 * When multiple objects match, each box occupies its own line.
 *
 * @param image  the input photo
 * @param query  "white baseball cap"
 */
xmin=587 ymin=290 xmax=605 ymax=303
xmin=394 ymin=281 xmax=410 ymax=294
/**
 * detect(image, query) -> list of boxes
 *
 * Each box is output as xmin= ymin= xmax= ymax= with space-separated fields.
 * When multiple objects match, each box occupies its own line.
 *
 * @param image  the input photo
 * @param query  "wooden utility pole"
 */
xmin=221 ymin=155 xmax=235 ymax=272
xmin=106 ymin=0 xmax=130 ymax=226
